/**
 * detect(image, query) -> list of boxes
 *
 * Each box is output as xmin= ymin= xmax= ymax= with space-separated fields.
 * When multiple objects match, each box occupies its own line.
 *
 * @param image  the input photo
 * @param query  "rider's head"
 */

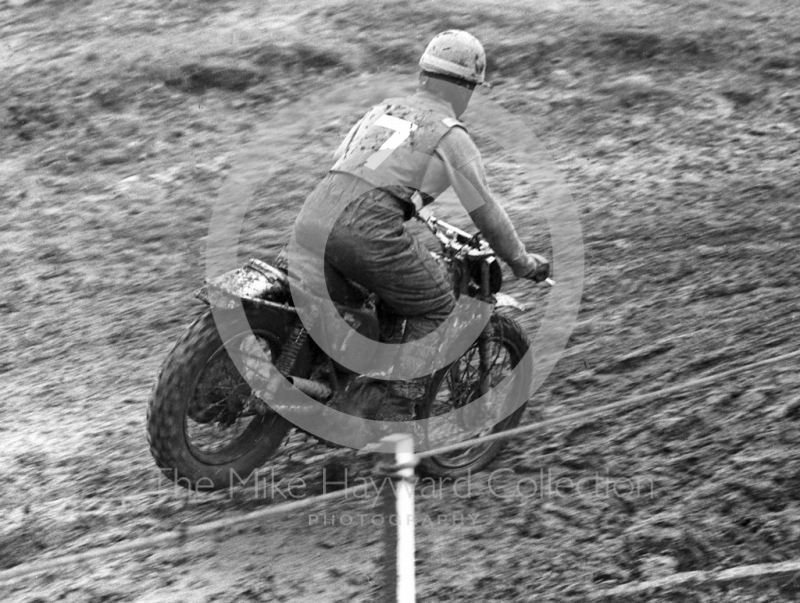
xmin=418 ymin=30 xmax=486 ymax=118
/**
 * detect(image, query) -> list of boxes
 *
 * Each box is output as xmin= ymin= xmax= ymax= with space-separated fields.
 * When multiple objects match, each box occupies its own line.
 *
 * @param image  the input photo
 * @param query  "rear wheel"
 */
xmin=147 ymin=308 xmax=294 ymax=490
xmin=417 ymin=314 xmax=531 ymax=478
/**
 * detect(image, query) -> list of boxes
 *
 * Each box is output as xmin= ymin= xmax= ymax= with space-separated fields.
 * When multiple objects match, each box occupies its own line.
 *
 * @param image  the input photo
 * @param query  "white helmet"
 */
xmin=419 ymin=30 xmax=486 ymax=85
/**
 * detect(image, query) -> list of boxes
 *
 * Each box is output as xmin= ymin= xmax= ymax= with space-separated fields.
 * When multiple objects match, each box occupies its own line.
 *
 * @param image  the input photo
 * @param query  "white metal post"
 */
xmin=381 ymin=433 xmax=416 ymax=603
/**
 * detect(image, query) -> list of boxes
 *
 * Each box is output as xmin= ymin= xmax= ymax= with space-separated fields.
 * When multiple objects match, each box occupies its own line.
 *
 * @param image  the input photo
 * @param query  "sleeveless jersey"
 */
xmin=330 ymin=98 xmax=465 ymax=213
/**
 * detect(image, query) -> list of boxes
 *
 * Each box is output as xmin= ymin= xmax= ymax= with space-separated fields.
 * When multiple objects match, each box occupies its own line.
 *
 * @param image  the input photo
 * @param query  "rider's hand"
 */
xmin=512 ymin=253 xmax=551 ymax=283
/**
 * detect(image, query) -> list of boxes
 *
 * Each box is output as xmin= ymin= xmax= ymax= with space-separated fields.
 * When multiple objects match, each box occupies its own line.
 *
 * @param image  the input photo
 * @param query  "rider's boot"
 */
xmin=378 ymin=378 xmax=426 ymax=422
xmin=328 ymin=375 xmax=385 ymax=419
xmin=328 ymin=375 xmax=420 ymax=423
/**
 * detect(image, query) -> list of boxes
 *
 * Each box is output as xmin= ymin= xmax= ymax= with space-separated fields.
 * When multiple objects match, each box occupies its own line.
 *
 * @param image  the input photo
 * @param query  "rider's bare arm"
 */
xmin=432 ymin=127 xmax=541 ymax=278
xmin=468 ymin=197 xmax=538 ymax=276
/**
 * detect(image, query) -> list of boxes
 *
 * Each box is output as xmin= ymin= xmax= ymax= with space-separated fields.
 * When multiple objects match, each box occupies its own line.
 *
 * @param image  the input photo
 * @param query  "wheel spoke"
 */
xmin=420 ymin=317 xmax=529 ymax=472
xmin=185 ymin=331 xmax=278 ymax=459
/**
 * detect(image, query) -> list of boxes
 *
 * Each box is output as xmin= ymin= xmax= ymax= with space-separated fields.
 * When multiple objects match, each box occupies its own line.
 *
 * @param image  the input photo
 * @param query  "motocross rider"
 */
xmin=290 ymin=30 xmax=550 ymax=421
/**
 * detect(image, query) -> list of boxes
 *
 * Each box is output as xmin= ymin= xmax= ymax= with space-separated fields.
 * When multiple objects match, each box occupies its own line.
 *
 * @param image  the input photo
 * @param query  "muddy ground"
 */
xmin=1 ymin=0 xmax=799 ymax=601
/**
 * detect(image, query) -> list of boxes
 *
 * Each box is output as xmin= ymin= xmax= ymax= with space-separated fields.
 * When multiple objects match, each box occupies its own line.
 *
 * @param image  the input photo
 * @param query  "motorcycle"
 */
xmin=146 ymin=209 xmax=550 ymax=490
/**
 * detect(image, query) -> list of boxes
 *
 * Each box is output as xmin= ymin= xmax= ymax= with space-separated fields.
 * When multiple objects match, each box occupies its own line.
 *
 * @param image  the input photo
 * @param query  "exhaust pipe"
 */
xmin=286 ymin=376 xmax=332 ymax=401
xmin=253 ymin=376 xmax=332 ymax=415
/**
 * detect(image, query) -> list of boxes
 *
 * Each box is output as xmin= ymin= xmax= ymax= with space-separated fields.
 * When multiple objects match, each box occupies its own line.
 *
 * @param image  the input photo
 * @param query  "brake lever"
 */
xmin=420 ymin=209 xmax=551 ymax=284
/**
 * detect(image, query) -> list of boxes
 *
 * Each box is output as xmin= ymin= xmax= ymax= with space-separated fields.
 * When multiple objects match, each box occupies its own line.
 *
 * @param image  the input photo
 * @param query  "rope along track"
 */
xmin=1 ymin=348 xmax=798 ymax=586
xmin=0 ymin=483 xmax=370 ymax=584
xmin=590 ymin=559 xmax=800 ymax=599
xmin=417 ymin=347 xmax=800 ymax=459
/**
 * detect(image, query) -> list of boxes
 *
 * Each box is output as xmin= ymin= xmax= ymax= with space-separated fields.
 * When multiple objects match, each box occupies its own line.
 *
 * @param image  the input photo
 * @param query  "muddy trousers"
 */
xmin=292 ymin=177 xmax=456 ymax=420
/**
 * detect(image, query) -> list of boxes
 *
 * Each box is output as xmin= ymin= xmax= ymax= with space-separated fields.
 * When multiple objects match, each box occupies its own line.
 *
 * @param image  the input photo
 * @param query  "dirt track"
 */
xmin=1 ymin=0 xmax=799 ymax=601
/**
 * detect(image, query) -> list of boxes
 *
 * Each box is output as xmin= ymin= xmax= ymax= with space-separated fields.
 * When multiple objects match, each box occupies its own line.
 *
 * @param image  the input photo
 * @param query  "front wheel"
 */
xmin=417 ymin=314 xmax=531 ymax=478
xmin=146 ymin=308 xmax=294 ymax=491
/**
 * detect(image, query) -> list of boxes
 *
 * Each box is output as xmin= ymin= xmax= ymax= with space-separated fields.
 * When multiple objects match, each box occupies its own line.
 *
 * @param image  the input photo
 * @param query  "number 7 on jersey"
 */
xmin=364 ymin=114 xmax=418 ymax=170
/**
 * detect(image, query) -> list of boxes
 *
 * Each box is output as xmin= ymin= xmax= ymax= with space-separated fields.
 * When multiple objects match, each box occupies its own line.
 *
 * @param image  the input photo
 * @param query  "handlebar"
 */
xmin=416 ymin=208 xmax=555 ymax=287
